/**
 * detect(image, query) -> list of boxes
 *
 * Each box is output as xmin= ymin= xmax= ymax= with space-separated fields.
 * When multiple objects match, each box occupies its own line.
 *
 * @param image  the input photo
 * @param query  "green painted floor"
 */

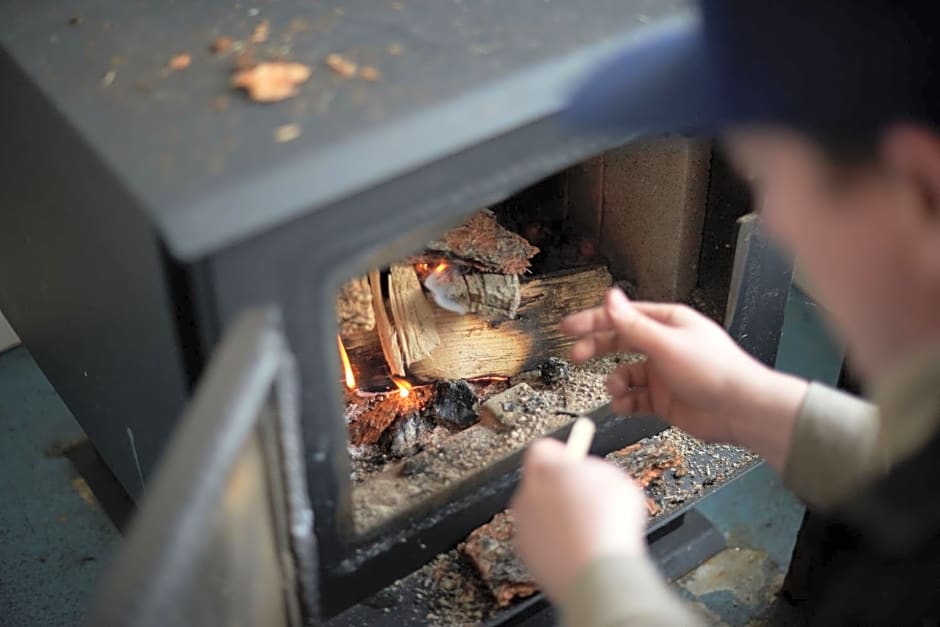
xmin=0 ymin=286 xmax=839 ymax=626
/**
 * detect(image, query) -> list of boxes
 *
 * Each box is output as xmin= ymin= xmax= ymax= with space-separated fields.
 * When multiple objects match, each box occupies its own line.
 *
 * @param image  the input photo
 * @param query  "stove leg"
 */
xmin=649 ymin=509 xmax=726 ymax=581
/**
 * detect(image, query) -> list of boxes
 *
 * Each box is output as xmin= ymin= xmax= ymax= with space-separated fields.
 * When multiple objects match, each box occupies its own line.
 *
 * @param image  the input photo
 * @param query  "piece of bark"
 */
xmin=336 ymin=276 xmax=375 ymax=335
xmin=460 ymin=512 xmax=537 ymax=607
xmin=608 ymin=439 xmax=685 ymax=488
xmin=345 ymin=266 xmax=612 ymax=383
xmin=369 ymin=269 xmax=405 ymax=377
xmin=423 ymin=212 xmax=539 ymax=275
xmin=477 ymin=383 xmax=537 ymax=432
xmin=388 ymin=265 xmax=441 ymax=366
xmin=423 ymin=267 xmax=521 ymax=320
xmin=231 ymin=61 xmax=311 ymax=102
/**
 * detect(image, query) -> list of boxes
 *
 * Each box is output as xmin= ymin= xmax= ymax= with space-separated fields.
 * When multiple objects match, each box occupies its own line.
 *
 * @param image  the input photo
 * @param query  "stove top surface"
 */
xmin=1 ymin=0 xmax=687 ymax=260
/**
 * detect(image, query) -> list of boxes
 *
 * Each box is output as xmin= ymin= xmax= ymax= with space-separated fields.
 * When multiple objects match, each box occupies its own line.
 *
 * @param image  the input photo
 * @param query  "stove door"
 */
xmin=85 ymin=309 xmax=318 ymax=627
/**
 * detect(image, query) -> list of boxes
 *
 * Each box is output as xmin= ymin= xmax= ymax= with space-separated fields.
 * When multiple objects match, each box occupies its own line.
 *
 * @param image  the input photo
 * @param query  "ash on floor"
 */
xmin=347 ymin=429 xmax=759 ymax=626
xmin=350 ymin=354 xmax=641 ymax=533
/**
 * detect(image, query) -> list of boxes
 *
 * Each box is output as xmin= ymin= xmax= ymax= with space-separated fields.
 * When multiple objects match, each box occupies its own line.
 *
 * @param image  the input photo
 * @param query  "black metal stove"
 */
xmin=1 ymin=2 xmax=791 ymax=623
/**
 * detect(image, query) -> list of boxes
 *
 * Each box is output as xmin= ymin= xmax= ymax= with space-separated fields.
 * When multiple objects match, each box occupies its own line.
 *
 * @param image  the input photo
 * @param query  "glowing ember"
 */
xmin=391 ymin=376 xmax=413 ymax=398
xmin=434 ymin=262 xmax=448 ymax=273
xmin=337 ymin=336 xmax=356 ymax=389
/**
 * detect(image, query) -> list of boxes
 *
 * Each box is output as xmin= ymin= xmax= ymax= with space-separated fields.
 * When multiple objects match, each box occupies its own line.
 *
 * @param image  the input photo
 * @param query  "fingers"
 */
xmin=561 ymin=306 xmax=612 ymax=336
xmin=605 ymin=361 xmax=647 ymax=395
xmin=604 ymin=289 xmax=676 ymax=356
xmin=571 ymin=331 xmax=618 ymax=362
xmin=523 ymin=438 xmax=568 ymax=473
xmin=564 ymin=289 xmax=699 ymax=363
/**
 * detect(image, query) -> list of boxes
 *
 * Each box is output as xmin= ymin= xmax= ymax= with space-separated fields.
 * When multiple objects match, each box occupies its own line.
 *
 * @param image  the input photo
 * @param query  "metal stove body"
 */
xmin=0 ymin=2 xmax=791 ymax=622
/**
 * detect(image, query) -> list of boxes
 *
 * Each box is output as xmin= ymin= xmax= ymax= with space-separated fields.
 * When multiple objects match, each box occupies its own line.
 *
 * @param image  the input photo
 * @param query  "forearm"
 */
xmin=726 ymin=366 xmax=809 ymax=473
xmin=782 ymin=382 xmax=881 ymax=507
xmin=560 ymin=554 xmax=703 ymax=627
xmin=726 ymin=366 xmax=881 ymax=507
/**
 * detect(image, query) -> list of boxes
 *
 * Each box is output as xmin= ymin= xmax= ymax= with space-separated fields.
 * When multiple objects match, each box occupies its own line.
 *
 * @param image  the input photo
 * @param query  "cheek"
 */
xmin=799 ymin=204 xmax=910 ymax=346
xmin=759 ymin=183 xmax=828 ymax=254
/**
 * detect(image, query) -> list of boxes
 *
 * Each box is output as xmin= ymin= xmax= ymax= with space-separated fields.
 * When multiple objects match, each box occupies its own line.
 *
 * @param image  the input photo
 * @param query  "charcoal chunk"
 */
xmin=539 ymin=357 xmax=570 ymax=385
xmin=431 ymin=380 xmax=478 ymax=428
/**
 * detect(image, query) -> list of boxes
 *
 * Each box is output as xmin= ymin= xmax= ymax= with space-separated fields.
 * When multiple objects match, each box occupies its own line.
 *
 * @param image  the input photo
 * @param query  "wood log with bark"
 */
xmin=410 ymin=211 xmax=540 ymax=275
xmin=388 ymin=264 xmax=441 ymax=365
xmin=423 ymin=267 xmax=521 ymax=320
xmin=344 ymin=265 xmax=612 ymax=386
xmin=368 ymin=269 xmax=406 ymax=377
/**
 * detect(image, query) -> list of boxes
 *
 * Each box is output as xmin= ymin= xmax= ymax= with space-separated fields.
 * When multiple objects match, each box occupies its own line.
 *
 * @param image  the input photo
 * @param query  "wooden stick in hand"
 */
xmin=564 ymin=417 xmax=596 ymax=461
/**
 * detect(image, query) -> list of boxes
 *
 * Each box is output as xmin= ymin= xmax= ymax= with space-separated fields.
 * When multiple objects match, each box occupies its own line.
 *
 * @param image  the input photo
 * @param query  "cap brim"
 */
xmin=565 ymin=15 xmax=721 ymax=137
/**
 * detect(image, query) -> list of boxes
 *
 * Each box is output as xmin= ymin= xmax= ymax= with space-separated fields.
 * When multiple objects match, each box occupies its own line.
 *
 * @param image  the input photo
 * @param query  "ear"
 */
xmin=882 ymin=125 xmax=940 ymax=279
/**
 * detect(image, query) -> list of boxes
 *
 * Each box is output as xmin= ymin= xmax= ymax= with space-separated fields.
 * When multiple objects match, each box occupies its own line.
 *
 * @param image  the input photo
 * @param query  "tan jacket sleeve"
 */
xmin=559 ymin=555 xmax=702 ymax=627
xmin=784 ymin=382 xmax=881 ymax=508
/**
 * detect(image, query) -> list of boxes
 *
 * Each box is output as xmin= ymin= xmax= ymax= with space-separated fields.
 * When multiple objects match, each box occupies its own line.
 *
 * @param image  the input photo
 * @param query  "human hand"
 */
xmin=562 ymin=288 xmax=807 ymax=469
xmin=511 ymin=438 xmax=648 ymax=603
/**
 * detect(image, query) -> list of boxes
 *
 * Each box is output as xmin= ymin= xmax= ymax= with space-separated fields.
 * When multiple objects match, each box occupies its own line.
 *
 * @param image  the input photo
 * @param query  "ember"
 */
xmin=391 ymin=376 xmax=413 ymax=399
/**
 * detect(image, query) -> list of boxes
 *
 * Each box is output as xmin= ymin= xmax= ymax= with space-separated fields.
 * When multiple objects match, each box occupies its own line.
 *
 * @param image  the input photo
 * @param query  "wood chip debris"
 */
xmin=326 ymin=53 xmax=358 ymax=78
xmin=167 ymin=53 xmax=192 ymax=71
xmin=101 ymin=70 xmax=117 ymax=87
xmin=210 ymin=36 xmax=234 ymax=55
xmin=231 ymin=61 xmax=311 ymax=102
xmin=359 ymin=65 xmax=381 ymax=81
xmin=608 ymin=439 xmax=685 ymax=488
xmin=460 ymin=512 xmax=537 ymax=607
xmin=274 ymin=123 xmax=302 ymax=143
xmin=250 ymin=20 xmax=270 ymax=44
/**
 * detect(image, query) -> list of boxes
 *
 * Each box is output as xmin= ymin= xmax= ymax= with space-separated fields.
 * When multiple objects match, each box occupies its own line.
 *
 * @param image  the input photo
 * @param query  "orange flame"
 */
xmin=391 ymin=376 xmax=412 ymax=398
xmin=433 ymin=262 xmax=448 ymax=273
xmin=336 ymin=336 xmax=356 ymax=389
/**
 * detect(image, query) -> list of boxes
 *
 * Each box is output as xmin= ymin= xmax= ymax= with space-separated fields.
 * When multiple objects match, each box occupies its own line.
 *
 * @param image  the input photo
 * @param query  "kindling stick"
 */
xmin=564 ymin=417 xmax=596 ymax=460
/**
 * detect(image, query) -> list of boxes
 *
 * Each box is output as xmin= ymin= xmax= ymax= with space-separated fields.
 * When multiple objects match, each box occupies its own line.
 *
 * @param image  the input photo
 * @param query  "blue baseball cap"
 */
xmin=567 ymin=1 xmax=939 ymax=141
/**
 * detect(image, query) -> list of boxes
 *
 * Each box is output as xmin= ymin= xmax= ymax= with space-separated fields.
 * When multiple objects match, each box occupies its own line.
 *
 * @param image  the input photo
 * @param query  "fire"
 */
xmin=336 ymin=336 xmax=356 ymax=389
xmin=391 ymin=376 xmax=413 ymax=398
xmin=433 ymin=262 xmax=448 ymax=273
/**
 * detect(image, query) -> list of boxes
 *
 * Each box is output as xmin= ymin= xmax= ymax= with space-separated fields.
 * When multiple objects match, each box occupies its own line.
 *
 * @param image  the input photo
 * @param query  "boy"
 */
xmin=511 ymin=1 xmax=940 ymax=625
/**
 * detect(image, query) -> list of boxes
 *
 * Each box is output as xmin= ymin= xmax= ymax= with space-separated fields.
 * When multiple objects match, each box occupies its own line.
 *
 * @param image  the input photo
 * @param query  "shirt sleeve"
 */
xmin=784 ymin=382 xmax=882 ymax=508
xmin=559 ymin=554 xmax=703 ymax=627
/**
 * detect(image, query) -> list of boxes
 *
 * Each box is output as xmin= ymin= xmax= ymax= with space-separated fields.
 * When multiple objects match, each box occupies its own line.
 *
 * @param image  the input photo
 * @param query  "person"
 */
xmin=510 ymin=1 xmax=940 ymax=625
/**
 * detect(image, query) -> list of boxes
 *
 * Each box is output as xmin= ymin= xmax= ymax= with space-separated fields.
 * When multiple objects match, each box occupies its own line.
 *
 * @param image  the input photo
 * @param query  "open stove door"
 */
xmin=85 ymin=309 xmax=319 ymax=627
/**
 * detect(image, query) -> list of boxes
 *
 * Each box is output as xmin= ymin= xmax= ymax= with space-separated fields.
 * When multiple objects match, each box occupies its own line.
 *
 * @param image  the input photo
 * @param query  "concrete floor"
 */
xmin=0 ymin=287 xmax=839 ymax=626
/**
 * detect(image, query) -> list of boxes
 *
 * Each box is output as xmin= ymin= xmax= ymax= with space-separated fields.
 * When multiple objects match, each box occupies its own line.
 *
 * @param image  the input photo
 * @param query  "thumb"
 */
xmin=605 ymin=288 xmax=675 ymax=356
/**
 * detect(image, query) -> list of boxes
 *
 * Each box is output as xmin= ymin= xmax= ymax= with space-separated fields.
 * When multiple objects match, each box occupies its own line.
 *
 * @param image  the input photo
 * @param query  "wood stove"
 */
xmin=1 ymin=2 xmax=791 ymax=623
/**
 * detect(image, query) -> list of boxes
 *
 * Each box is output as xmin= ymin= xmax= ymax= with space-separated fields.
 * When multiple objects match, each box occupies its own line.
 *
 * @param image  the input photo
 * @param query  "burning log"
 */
xmin=347 ymin=385 xmax=432 ymax=446
xmin=345 ymin=266 xmax=612 ymax=384
xmin=336 ymin=275 xmax=375 ymax=335
xmin=413 ymin=211 xmax=540 ymax=275
xmin=368 ymin=269 xmax=406 ymax=377
xmin=388 ymin=264 xmax=441 ymax=366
